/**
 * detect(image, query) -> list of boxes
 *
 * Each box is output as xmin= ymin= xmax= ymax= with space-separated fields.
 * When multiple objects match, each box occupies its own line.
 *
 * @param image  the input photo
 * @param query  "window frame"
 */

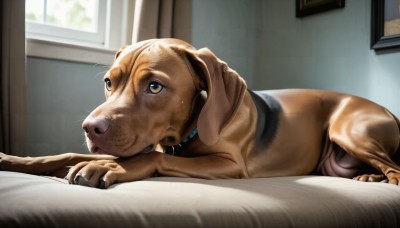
xmin=26 ymin=0 xmax=135 ymax=65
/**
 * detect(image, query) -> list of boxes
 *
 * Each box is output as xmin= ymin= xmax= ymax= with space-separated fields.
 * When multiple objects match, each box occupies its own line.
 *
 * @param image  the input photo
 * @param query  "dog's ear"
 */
xmin=182 ymin=48 xmax=247 ymax=146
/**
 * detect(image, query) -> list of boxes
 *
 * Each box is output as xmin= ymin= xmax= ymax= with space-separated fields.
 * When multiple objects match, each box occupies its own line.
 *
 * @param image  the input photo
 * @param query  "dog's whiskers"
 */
xmin=95 ymin=69 xmax=109 ymax=79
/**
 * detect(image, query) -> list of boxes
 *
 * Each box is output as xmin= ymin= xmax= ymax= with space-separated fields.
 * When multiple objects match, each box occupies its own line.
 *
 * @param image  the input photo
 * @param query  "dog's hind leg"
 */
xmin=328 ymin=98 xmax=400 ymax=185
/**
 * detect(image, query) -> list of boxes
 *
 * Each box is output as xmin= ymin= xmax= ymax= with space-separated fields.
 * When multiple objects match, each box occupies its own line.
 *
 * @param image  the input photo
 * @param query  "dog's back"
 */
xmin=245 ymin=89 xmax=400 ymax=181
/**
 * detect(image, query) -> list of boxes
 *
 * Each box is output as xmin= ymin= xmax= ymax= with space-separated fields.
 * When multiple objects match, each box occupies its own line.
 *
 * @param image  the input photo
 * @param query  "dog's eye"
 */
xmin=104 ymin=78 xmax=112 ymax=91
xmin=148 ymin=81 xmax=164 ymax=94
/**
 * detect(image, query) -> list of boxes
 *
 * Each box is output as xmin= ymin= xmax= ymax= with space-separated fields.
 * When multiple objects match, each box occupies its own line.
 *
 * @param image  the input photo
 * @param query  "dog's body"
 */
xmin=1 ymin=39 xmax=400 ymax=188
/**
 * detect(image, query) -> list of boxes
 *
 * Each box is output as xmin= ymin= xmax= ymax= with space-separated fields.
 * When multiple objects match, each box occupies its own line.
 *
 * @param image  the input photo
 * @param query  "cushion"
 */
xmin=1 ymin=171 xmax=400 ymax=227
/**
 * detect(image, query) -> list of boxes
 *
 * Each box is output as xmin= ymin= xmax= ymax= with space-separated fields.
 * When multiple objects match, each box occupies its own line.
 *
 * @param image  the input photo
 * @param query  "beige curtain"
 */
xmin=132 ymin=0 xmax=192 ymax=43
xmin=0 ymin=0 xmax=27 ymax=156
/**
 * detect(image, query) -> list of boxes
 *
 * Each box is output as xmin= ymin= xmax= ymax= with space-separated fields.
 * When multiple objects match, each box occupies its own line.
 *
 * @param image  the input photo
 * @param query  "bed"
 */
xmin=1 ymin=171 xmax=400 ymax=227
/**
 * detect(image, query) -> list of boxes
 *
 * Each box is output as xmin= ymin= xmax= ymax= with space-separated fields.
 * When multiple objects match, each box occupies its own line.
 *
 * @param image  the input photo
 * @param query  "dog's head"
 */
xmin=83 ymin=39 xmax=246 ymax=157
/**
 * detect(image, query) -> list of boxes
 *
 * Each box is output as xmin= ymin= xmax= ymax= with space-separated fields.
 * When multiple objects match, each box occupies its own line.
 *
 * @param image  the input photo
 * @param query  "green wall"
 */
xmin=27 ymin=58 xmax=105 ymax=155
xmin=252 ymin=0 xmax=400 ymax=117
xmin=191 ymin=0 xmax=257 ymax=86
xmin=191 ymin=0 xmax=400 ymax=116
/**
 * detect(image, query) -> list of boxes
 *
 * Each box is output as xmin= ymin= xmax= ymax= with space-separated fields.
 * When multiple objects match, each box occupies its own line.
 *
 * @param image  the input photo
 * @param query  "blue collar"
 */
xmin=182 ymin=128 xmax=198 ymax=144
xmin=165 ymin=128 xmax=198 ymax=156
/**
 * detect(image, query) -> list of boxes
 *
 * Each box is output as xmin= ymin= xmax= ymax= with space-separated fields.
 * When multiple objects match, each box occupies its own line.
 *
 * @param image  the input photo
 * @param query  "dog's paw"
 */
xmin=0 ymin=152 xmax=31 ymax=172
xmin=66 ymin=160 xmax=121 ymax=189
xmin=386 ymin=172 xmax=400 ymax=186
xmin=354 ymin=173 xmax=400 ymax=186
xmin=0 ymin=152 xmax=10 ymax=171
xmin=353 ymin=174 xmax=387 ymax=182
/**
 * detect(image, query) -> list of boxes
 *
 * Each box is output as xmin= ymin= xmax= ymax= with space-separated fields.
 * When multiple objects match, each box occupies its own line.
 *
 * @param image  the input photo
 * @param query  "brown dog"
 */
xmin=1 ymin=38 xmax=400 ymax=188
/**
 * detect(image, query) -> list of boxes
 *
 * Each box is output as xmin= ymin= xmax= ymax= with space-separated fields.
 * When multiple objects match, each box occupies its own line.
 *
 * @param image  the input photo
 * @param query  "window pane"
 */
xmin=26 ymin=0 xmax=99 ymax=32
xmin=26 ymin=0 xmax=45 ymax=23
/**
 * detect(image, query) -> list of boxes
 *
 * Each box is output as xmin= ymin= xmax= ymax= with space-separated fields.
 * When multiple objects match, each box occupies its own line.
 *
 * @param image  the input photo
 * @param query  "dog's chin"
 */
xmin=87 ymin=143 xmax=114 ymax=156
xmin=137 ymin=144 xmax=155 ymax=154
xmin=88 ymin=142 xmax=155 ymax=158
xmin=86 ymin=140 xmax=117 ymax=156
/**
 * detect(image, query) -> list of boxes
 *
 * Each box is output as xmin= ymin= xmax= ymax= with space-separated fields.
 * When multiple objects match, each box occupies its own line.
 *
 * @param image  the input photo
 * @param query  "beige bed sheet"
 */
xmin=1 ymin=171 xmax=400 ymax=227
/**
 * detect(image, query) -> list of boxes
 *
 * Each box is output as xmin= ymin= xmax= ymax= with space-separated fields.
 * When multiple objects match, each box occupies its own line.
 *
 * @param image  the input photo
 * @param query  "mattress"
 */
xmin=1 ymin=171 xmax=400 ymax=227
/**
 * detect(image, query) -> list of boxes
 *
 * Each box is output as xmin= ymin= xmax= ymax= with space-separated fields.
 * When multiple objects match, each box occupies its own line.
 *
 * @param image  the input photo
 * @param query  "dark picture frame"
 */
xmin=371 ymin=0 xmax=400 ymax=50
xmin=296 ymin=0 xmax=345 ymax=17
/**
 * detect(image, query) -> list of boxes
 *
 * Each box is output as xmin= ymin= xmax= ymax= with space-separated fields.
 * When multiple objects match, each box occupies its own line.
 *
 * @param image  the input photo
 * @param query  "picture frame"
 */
xmin=371 ymin=0 xmax=400 ymax=50
xmin=296 ymin=0 xmax=345 ymax=17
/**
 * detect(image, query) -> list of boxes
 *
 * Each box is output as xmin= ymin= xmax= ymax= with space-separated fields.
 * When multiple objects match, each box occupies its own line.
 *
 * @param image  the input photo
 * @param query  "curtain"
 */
xmin=132 ymin=0 xmax=192 ymax=43
xmin=0 ymin=0 xmax=27 ymax=156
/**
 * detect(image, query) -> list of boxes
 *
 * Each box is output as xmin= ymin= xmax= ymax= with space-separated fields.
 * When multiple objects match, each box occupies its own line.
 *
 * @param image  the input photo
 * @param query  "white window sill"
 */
xmin=26 ymin=37 xmax=117 ymax=66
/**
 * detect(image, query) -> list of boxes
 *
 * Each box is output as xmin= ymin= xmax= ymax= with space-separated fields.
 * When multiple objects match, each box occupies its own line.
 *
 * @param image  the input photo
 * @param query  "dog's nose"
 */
xmin=82 ymin=116 xmax=110 ymax=136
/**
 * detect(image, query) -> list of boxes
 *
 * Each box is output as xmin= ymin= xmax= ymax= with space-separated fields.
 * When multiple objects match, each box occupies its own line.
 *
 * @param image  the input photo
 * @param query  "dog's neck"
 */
xmin=164 ymin=128 xmax=198 ymax=156
xmin=179 ymin=91 xmax=206 ymax=143
xmin=163 ymin=91 xmax=205 ymax=156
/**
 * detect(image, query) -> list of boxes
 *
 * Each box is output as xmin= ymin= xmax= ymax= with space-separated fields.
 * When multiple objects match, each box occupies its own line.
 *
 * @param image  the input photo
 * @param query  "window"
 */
xmin=25 ymin=0 xmax=134 ymax=65
xmin=26 ymin=0 xmax=106 ymax=46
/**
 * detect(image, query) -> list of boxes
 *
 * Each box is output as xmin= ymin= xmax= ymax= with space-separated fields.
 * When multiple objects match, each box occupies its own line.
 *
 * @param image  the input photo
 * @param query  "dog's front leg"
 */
xmin=67 ymin=152 xmax=161 ymax=188
xmin=0 ymin=152 xmax=115 ymax=178
xmin=67 ymin=152 xmax=245 ymax=188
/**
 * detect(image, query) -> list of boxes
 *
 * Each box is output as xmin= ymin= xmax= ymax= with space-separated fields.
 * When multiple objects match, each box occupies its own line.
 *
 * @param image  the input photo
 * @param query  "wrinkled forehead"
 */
xmin=110 ymin=41 xmax=189 ymax=76
xmin=111 ymin=40 xmax=154 ymax=71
